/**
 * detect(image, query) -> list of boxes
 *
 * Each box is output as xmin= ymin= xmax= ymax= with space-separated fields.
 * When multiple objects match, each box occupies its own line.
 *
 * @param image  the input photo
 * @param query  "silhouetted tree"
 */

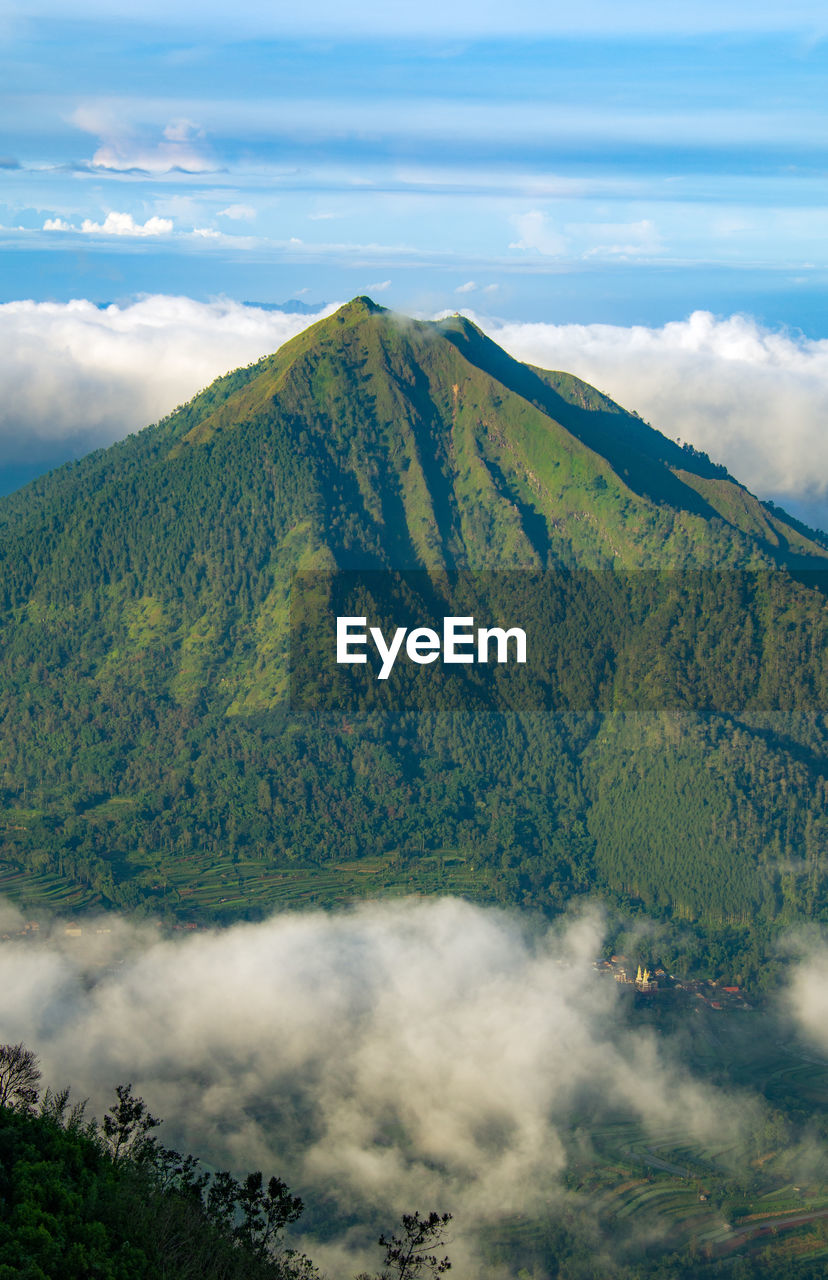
xmin=236 ymin=1172 xmax=304 ymax=1258
xmin=0 ymin=1042 xmax=41 ymax=1111
xmin=102 ymin=1081 xmax=161 ymax=1162
xmin=205 ymin=1168 xmax=315 ymax=1276
xmin=371 ymin=1210 xmax=452 ymax=1280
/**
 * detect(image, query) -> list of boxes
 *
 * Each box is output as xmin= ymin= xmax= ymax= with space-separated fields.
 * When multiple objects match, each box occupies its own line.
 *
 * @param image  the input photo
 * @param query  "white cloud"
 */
xmin=162 ymin=117 xmax=201 ymax=143
xmin=218 ymin=204 xmax=256 ymax=221
xmin=509 ymin=209 xmax=567 ymax=256
xmin=0 ymin=898 xmax=761 ymax=1276
xmin=71 ymin=106 xmax=215 ymax=173
xmin=579 ymin=217 xmax=662 ymax=259
xmin=787 ymin=940 xmax=828 ymax=1053
xmin=0 ymin=295 xmax=337 ymax=469
xmin=42 ymin=212 xmax=239 ymax=242
xmin=511 ymin=215 xmax=661 ymax=262
xmin=80 ymin=212 xmax=173 ymax=236
xmin=474 ymin=309 xmax=828 ymax=531
xmin=455 ymin=280 xmax=476 ymax=294
xmin=366 ymin=279 xmax=392 ymax=292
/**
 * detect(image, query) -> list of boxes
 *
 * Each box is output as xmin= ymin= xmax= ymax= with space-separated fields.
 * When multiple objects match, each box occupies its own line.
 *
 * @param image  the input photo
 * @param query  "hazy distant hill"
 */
xmin=0 ymin=298 xmax=826 ymax=981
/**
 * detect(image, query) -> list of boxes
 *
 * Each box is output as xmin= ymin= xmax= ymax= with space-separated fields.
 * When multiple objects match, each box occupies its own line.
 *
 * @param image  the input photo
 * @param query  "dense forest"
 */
xmin=0 ymin=298 xmax=826 ymax=984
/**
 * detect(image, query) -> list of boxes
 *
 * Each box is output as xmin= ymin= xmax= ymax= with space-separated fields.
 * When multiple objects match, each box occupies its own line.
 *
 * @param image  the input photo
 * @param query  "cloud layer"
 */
xmin=0 ymin=898 xmax=762 ymax=1275
xmin=0 ymin=296 xmax=335 ymax=474
xmin=44 ymin=212 xmax=175 ymax=236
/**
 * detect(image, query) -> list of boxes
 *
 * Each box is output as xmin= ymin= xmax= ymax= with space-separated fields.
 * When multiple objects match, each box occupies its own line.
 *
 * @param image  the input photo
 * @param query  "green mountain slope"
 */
xmin=0 ymin=298 xmax=826 ymax=980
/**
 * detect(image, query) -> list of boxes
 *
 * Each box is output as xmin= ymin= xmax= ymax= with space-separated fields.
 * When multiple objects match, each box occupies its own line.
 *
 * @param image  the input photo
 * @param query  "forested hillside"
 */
xmin=0 ymin=1045 xmax=313 ymax=1280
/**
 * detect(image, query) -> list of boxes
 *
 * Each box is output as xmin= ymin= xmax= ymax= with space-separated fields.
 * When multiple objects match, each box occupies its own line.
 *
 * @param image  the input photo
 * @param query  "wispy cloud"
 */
xmin=509 ymin=209 xmax=567 ymax=256
xmin=579 ymin=217 xmax=662 ymax=260
xmin=786 ymin=938 xmax=828 ymax=1053
xmin=509 ymin=214 xmax=662 ymax=262
xmin=218 ymin=204 xmax=256 ymax=221
xmin=71 ymin=105 xmax=216 ymax=173
xmin=9 ymin=1 xmax=828 ymax=37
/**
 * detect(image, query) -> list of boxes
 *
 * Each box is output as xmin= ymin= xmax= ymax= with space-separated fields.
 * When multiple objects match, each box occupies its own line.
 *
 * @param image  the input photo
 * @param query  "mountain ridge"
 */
xmin=3 ymin=297 xmax=825 ymax=579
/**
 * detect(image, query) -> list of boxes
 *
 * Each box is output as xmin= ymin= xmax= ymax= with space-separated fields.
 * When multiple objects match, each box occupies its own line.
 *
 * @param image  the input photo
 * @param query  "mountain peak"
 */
xmin=335 ymin=295 xmax=387 ymax=318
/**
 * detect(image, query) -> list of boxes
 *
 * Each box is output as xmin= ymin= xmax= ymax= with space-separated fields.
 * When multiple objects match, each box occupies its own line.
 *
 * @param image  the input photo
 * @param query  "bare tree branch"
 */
xmin=0 ymin=1042 xmax=41 ymax=1112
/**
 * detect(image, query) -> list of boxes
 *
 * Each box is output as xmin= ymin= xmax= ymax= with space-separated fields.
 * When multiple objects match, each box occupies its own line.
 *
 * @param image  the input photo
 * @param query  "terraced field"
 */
xmin=0 ymin=849 xmax=487 ymax=920
xmin=0 ymin=865 xmax=101 ymax=914
xmin=576 ymin=1104 xmax=828 ymax=1268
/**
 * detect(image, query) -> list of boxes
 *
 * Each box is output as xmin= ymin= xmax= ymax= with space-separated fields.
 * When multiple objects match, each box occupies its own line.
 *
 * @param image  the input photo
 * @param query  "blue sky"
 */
xmin=3 ymin=2 xmax=828 ymax=529
xmin=4 ymin=1 xmax=828 ymax=328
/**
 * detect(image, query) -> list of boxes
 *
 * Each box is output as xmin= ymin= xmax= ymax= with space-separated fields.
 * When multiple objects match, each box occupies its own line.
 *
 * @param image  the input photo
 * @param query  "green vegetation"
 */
xmin=0 ymin=1041 xmax=464 ymax=1280
xmin=0 ymin=298 xmax=826 ymax=984
xmin=0 ymin=1052 xmax=315 ymax=1279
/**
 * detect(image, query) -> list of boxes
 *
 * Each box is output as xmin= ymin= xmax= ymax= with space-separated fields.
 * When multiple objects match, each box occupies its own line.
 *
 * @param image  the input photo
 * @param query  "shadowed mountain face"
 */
xmin=0 ymin=298 xmax=826 ymax=974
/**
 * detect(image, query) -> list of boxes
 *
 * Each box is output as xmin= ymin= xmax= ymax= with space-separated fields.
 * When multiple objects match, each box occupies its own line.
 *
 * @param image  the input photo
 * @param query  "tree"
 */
xmin=236 ymin=1172 xmax=304 ymax=1259
xmin=205 ymin=1168 xmax=315 ymax=1277
xmin=102 ymin=1082 xmax=161 ymax=1162
xmin=372 ymin=1211 xmax=452 ymax=1280
xmin=0 ymin=1042 xmax=41 ymax=1111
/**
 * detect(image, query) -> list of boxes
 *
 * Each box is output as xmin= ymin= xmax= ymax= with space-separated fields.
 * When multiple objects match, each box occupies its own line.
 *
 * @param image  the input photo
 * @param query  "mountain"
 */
xmin=0 ymin=297 xmax=826 ymax=981
xmin=242 ymin=298 xmax=328 ymax=314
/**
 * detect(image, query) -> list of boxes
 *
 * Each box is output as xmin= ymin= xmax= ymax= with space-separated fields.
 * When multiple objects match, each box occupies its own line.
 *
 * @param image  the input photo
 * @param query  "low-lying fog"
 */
xmin=0 ymin=896 xmax=824 ymax=1276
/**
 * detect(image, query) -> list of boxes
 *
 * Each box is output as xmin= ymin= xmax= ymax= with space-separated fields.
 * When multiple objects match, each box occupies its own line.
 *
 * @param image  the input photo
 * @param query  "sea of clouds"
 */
xmin=0 ymin=896 xmax=824 ymax=1275
xmin=0 ymin=297 xmax=336 ymax=480
xmin=3 ymin=296 xmax=828 ymax=534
